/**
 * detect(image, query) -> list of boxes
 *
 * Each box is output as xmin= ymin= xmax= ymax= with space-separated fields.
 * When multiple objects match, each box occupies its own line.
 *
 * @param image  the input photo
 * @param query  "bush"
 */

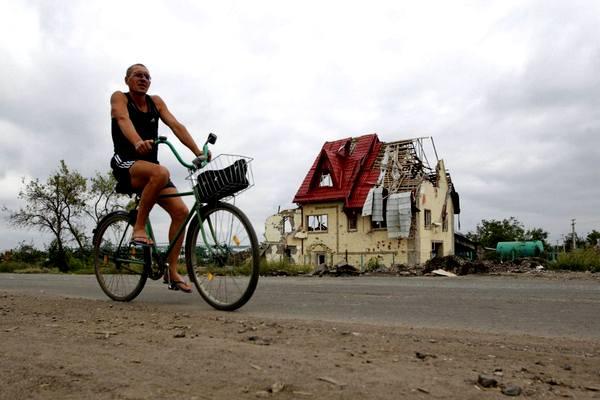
xmin=552 ymin=248 xmax=600 ymax=272
xmin=9 ymin=242 xmax=46 ymax=264
xmin=260 ymin=260 xmax=312 ymax=276
xmin=0 ymin=261 xmax=31 ymax=273
xmin=366 ymin=257 xmax=384 ymax=272
xmin=67 ymin=255 xmax=94 ymax=274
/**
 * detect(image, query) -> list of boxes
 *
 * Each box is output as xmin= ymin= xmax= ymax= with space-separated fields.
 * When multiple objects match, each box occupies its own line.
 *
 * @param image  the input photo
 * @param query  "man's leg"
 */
xmin=158 ymin=187 xmax=192 ymax=292
xmin=129 ymin=160 xmax=170 ymax=242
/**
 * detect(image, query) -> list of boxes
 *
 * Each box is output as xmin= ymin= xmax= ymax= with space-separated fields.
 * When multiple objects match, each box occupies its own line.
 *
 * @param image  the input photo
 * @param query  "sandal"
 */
xmin=167 ymin=280 xmax=192 ymax=293
xmin=130 ymin=236 xmax=154 ymax=246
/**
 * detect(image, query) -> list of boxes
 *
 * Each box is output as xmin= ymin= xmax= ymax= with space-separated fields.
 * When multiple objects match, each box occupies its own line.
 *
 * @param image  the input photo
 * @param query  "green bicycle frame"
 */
xmin=143 ymin=136 xmax=218 ymax=263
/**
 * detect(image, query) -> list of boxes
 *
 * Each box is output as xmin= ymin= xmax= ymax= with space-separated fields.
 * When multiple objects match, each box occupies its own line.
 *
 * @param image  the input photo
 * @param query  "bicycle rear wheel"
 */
xmin=93 ymin=211 xmax=148 ymax=301
xmin=185 ymin=202 xmax=259 ymax=311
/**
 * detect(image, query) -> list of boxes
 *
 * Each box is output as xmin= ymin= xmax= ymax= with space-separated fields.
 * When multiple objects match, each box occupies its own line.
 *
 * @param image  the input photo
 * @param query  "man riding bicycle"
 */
xmin=110 ymin=63 xmax=205 ymax=293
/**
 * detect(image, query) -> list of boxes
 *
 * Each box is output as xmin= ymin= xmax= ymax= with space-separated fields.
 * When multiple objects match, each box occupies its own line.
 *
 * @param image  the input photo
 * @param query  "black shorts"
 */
xmin=110 ymin=155 xmax=176 ymax=195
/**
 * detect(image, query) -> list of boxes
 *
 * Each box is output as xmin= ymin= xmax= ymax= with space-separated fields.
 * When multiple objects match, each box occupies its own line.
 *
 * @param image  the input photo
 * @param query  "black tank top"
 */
xmin=111 ymin=93 xmax=160 ymax=163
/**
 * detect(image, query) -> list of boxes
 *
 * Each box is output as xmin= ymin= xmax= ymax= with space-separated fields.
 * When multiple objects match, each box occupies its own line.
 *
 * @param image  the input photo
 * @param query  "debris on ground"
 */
xmin=422 ymin=255 xmax=556 ymax=276
xmin=501 ymin=384 xmax=522 ymax=396
xmin=312 ymin=263 xmax=360 ymax=277
xmin=311 ymin=255 xmax=594 ymax=278
xmin=424 ymin=255 xmax=490 ymax=275
xmin=477 ymin=374 xmax=498 ymax=388
xmin=431 ymin=269 xmax=457 ymax=277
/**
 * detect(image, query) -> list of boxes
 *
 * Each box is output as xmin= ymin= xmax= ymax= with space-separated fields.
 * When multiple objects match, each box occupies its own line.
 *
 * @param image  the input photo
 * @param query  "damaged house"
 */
xmin=264 ymin=133 xmax=460 ymax=269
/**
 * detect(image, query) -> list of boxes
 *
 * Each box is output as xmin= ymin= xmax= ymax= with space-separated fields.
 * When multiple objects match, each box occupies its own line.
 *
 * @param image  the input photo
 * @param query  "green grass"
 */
xmin=0 ymin=261 xmax=57 ymax=274
xmin=551 ymin=248 xmax=600 ymax=272
xmin=259 ymin=260 xmax=313 ymax=276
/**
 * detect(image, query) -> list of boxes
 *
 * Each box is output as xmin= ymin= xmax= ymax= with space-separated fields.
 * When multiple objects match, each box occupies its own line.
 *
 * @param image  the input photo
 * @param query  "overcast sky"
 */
xmin=1 ymin=0 xmax=599 ymax=251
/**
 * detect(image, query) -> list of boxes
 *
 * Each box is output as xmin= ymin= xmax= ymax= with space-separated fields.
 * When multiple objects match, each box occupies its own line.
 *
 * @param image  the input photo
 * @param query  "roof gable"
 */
xmin=293 ymin=134 xmax=382 ymax=207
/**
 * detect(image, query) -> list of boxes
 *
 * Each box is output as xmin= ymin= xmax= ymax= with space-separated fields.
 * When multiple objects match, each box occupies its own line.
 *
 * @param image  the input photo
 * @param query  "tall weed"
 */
xmin=553 ymin=248 xmax=600 ymax=272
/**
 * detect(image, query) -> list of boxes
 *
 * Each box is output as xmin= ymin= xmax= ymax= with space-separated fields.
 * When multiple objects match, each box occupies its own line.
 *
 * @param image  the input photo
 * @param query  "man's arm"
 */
xmin=110 ymin=91 xmax=153 ymax=155
xmin=152 ymin=95 xmax=203 ymax=156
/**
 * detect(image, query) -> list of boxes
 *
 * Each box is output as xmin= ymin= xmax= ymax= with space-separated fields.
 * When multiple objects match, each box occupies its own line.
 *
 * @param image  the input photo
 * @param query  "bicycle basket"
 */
xmin=190 ymin=154 xmax=254 ymax=202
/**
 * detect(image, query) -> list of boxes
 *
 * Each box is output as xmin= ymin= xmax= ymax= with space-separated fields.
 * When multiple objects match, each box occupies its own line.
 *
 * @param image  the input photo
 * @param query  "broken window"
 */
xmin=372 ymin=220 xmax=387 ymax=229
xmin=424 ymin=209 xmax=432 ymax=230
xmin=307 ymin=214 xmax=328 ymax=232
xmin=282 ymin=216 xmax=293 ymax=234
xmin=371 ymin=189 xmax=387 ymax=229
xmin=347 ymin=212 xmax=357 ymax=231
xmin=319 ymin=171 xmax=333 ymax=187
xmin=442 ymin=211 xmax=448 ymax=232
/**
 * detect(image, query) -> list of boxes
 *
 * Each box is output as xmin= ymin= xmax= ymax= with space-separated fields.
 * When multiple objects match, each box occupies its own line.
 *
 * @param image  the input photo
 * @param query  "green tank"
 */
xmin=496 ymin=241 xmax=544 ymax=260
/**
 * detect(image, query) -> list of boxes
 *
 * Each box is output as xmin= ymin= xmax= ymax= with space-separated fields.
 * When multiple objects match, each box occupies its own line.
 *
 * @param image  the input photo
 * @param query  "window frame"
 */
xmin=307 ymin=214 xmax=328 ymax=232
xmin=319 ymin=171 xmax=333 ymax=187
xmin=424 ymin=209 xmax=432 ymax=230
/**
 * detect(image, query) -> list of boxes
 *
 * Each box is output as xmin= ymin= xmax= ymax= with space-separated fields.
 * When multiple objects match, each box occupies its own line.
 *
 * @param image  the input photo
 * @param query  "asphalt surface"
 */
xmin=1 ymin=273 xmax=598 ymax=339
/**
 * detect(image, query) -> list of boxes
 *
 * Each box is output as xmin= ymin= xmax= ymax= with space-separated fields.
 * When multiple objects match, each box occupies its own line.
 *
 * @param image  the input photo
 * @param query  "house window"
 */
xmin=424 ymin=209 xmax=432 ymax=230
xmin=307 ymin=214 xmax=328 ymax=232
xmin=371 ymin=193 xmax=387 ymax=229
xmin=282 ymin=216 xmax=293 ymax=234
xmin=347 ymin=213 xmax=357 ymax=231
xmin=319 ymin=171 xmax=333 ymax=187
xmin=371 ymin=220 xmax=387 ymax=229
xmin=442 ymin=211 xmax=448 ymax=232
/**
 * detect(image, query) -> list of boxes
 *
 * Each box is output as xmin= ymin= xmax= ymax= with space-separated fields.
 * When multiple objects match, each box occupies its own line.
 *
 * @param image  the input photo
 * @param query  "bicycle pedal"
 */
xmin=167 ymin=283 xmax=180 ymax=291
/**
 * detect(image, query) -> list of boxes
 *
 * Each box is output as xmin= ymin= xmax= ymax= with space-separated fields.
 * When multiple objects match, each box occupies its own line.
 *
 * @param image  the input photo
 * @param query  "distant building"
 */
xmin=264 ymin=133 xmax=460 ymax=268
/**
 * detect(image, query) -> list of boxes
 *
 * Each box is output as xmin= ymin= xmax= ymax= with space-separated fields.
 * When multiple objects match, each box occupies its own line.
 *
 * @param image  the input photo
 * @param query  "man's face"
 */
xmin=126 ymin=66 xmax=151 ymax=94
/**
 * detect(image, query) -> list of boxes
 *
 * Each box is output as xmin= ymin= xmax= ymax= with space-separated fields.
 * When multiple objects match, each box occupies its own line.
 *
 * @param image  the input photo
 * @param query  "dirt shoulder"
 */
xmin=1 ymin=291 xmax=599 ymax=400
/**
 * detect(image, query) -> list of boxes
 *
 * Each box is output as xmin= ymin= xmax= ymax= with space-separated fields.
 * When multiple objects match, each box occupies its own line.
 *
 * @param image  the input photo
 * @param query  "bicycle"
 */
xmin=92 ymin=133 xmax=259 ymax=311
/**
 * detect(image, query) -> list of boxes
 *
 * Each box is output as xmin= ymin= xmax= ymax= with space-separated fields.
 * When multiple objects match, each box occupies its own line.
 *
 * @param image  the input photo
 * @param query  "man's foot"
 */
xmin=164 ymin=272 xmax=192 ymax=293
xmin=168 ymin=280 xmax=192 ymax=293
xmin=130 ymin=235 xmax=154 ymax=246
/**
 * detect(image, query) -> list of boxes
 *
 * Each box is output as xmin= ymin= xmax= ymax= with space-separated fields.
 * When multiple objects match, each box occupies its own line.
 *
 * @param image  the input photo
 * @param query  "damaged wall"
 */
xmin=263 ymin=209 xmax=303 ymax=263
xmin=412 ymin=159 xmax=455 ymax=265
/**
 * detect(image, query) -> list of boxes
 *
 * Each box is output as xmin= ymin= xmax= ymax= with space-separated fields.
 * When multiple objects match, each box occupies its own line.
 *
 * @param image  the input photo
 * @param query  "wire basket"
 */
xmin=188 ymin=154 xmax=254 ymax=202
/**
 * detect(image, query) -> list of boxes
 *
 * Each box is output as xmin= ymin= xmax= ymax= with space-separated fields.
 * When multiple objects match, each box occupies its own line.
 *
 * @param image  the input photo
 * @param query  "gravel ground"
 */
xmin=1 ymin=289 xmax=599 ymax=400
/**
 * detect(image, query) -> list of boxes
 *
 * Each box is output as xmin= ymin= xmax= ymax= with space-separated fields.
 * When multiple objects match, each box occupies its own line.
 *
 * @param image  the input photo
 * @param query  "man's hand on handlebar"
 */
xmin=134 ymin=139 xmax=154 ymax=155
xmin=192 ymin=150 xmax=212 ymax=169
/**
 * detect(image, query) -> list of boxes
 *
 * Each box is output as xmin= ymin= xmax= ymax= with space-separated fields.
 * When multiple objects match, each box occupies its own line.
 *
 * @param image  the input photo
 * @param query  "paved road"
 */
xmin=1 ymin=273 xmax=598 ymax=339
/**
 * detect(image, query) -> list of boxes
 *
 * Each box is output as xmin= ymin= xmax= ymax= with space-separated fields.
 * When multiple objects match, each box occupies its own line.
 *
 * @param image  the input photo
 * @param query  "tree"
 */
xmin=586 ymin=230 xmax=600 ymax=247
xmin=467 ymin=217 xmax=525 ymax=248
xmin=7 ymin=160 xmax=87 ymax=271
xmin=524 ymin=227 xmax=550 ymax=250
xmin=85 ymin=171 xmax=124 ymax=225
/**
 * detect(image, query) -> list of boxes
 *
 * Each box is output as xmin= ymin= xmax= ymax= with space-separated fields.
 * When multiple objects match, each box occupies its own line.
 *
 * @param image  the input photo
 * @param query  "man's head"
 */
xmin=125 ymin=63 xmax=151 ymax=94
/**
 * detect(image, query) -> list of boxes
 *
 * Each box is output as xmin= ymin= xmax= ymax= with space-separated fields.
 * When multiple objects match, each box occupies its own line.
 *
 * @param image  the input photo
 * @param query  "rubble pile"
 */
xmin=423 ymin=255 xmax=490 ymax=275
xmin=486 ymin=257 xmax=549 ymax=274
xmin=423 ymin=256 xmax=550 ymax=276
xmin=312 ymin=263 xmax=361 ymax=277
xmin=307 ymin=256 xmax=553 ymax=277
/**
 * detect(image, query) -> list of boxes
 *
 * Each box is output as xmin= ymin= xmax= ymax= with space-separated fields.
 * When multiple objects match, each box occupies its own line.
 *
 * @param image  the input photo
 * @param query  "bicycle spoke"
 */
xmin=94 ymin=212 xmax=148 ymax=301
xmin=185 ymin=202 xmax=259 ymax=311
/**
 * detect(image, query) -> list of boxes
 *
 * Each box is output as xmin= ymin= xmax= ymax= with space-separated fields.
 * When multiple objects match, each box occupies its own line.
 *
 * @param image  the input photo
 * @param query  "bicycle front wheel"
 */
xmin=185 ymin=202 xmax=259 ymax=311
xmin=93 ymin=211 xmax=148 ymax=302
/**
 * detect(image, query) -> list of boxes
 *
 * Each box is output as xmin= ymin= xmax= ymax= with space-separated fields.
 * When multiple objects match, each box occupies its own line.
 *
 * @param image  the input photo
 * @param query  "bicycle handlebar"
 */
xmin=155 ymin=133 xmax=216 ymax=171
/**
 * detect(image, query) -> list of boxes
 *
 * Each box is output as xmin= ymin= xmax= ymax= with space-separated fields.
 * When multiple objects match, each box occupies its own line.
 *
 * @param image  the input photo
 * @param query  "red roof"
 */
xmin=293 ymin=133 xmax=383 ymax=209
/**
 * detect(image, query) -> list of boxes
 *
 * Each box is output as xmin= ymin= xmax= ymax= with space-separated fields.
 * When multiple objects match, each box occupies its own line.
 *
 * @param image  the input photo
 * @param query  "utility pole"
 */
xmin=571 ymin=219 xmax=576 ymax=250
